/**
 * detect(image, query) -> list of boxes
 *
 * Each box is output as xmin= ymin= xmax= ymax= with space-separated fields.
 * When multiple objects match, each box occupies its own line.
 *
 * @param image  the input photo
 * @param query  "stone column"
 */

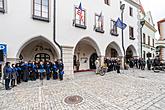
xmin=119 ymin=56 xmax=126 ymax=69
xmin=99 ymin=55 xmax=105 ymax=66
xmin=62 ymin=46 xmax=74 ymax=80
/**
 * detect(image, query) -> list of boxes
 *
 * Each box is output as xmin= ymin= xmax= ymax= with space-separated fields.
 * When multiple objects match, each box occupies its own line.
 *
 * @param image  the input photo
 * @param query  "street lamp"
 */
xmin=140 ymin=20 xmax=145 ymax=58
xmin=120 ymin=3 xmax=125 ymax=69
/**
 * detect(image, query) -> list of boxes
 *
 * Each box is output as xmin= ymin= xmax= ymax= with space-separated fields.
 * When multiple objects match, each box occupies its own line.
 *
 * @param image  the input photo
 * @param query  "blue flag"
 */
xmin=115 ymin=18 xmax=127 ymax=30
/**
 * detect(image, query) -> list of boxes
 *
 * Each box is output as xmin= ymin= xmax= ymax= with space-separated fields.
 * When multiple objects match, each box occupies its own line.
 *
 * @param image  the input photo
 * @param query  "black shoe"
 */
xmin=6 ymin=88 xmax=11 ymax=90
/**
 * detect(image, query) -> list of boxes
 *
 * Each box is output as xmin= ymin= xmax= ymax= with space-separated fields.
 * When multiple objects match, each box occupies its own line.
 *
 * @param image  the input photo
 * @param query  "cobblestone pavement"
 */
xmin=0 ymin=69 xmax=165 ymax=110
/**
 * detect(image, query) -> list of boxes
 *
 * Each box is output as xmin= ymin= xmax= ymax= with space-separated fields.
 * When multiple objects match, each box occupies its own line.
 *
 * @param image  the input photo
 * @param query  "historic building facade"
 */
xmin=141 ymin=11 xmax=157 ymax=60
xmin=0 ymin=0 xmax=142 ymax=79
xmin=156 ymin=19 xmax=165 ymax=61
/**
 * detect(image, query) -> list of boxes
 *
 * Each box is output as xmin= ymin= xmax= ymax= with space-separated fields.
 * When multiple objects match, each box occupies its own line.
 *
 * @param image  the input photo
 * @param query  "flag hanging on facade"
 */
xmin=77 ymin=2 xmax=83 ymax=21
xmin=115 ymin=18 xmax=127 ymax=30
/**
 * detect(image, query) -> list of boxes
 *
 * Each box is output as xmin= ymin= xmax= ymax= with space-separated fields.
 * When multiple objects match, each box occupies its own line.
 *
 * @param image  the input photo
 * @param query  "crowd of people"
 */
xmin=95 ymin=58 xmax=122 ymax=74
xmin=126 ymin=57 xmax=162 ymax=70
xmin=95 ymin=57 xmax=163 ymax=74
xmin=3 ymin=60 xmax=64 ymax=90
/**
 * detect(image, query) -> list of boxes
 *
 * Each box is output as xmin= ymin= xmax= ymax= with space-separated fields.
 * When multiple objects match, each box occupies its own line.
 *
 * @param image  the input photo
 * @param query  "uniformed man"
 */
xmin=15 ymin=63 xmax=21 ymax=84
xmin=32 ymin=61 xmax=37 ymax=80
xmin=22 ymin=62 xmax=29 ymax=82
xmin=3 ymin=62 xmax=12 ymax=90
xmin=52 ymin=61 xmax=58 ymax=80
xmin=58 ymin=60 xmax=64 ymax=81
xmin=38 ymin=61 xmax=45 ymax=80
xmin=45 ymin=62 xmax=51 ymax=80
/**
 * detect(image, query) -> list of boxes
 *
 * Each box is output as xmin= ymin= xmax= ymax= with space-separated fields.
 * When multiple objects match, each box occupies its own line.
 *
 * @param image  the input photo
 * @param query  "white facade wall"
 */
xmin=56 ymin=0 xmax=140 ymax=56
xmin=141 ymin=12 xmax=157 ymax=60
xmin=0 ymin=0 xmax=141 ymax=78
xmin=0 ymin=0 xmax=59 ymax=60
xmin=142 ymin=25 xmax=156 ymax=60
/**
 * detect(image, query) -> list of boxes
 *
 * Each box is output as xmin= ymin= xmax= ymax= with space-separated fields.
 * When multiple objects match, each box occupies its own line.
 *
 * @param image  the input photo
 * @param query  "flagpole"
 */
xmin=120 ymin=3 xmax=125 ymax=70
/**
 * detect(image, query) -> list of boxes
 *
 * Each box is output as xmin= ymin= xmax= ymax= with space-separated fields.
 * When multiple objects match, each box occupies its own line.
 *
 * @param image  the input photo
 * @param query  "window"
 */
xmin=33 ymin=0 xmax=49 ymax=22
xmin=148 ymin=36 xmax=150 ymax=46
xmin=94 ymin=13 xmax=104 ymax=33
xmin=104 ymin=0 xmax=110 ymax=5
xmin=73 ymin=4 xmax=86 ymax=29
xmin=152 ymin=39 xmax=155 ymax=47
xmin=35 ymin=53 xmax=50 ymax=62
xmin=143 ymin=51 xmax=146 ymax=60
xmin=129 ymin=7 xmax=133 ymax=16
xmin=110 ymin=20 xmax=118 ymax=36
xmin=129 ymin=26 xmax=134 ymax=40
xmin=0 ymin=0 xmax=5 ymax=13
xmin=143 ymin=33 xmax=145 ymax=44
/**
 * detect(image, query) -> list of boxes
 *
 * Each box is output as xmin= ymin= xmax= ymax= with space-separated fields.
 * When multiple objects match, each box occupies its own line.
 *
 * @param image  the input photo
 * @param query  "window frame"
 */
xmin=143 ymin=33 xmax=146 ymax=44
xmin=104 ymin=0 xmax=110 ymax=6
xmin=143 ymin=51 xmax=146 ymax=60
xmin=148 ymin=36 xmax=150 ymax=46
xmin=129 ymin=7 xmax=133 ymax=17
xmin=73 ymin=6 xmax=87 ymax=29
xmin=129 ymin=26 xmax=135 ymax=40
xmin=35 ymin=53 xmax=50 ymax=62
xmin=94 ymin=13 xmax=104 ymax=33
xmin=110 ymin=19 xmax=118 ymax=36
xmin=152 ymin=39 xmax=155 ymax=47
xmin=0 ymin=0 xmax=5 ymax=13
xmin=32 ymin=0 xmax=50 ymax=22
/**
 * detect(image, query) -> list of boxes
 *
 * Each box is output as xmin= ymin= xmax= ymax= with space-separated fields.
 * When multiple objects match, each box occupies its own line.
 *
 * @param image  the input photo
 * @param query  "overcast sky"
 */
xmin=141 ymin=0 xmax=164 ymax=38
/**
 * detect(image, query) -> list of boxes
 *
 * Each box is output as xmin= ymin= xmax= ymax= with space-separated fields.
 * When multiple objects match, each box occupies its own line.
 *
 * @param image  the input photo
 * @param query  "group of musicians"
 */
xmin=3 ymin=60 xmax=64 ymax=90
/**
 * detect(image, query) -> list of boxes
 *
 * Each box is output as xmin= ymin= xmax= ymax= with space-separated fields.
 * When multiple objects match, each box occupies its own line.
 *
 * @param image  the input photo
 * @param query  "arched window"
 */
xmin=35 ymin=53 xmax=50 ymax=62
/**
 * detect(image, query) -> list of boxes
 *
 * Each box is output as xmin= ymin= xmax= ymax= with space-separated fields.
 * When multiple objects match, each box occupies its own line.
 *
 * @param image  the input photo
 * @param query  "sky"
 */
xmin=141 ymin=0 xmax=164 ymax=37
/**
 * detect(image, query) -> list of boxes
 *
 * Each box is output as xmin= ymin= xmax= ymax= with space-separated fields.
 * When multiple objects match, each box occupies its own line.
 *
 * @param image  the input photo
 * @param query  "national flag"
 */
xmin=77 ymin=2 xmax=83 ymax=21
xmin=115 ymin=18 xmax=127 ymax=30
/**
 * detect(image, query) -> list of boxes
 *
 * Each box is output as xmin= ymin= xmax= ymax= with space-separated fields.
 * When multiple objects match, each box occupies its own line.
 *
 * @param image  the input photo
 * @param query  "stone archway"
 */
xmin=126 ymin=45 xmax=137 ymax=63
xmin=105 ymin=41 xmax=123 ymax=58
xmin=16 ymin=36 xmax=59 ymax=62
xmin=74 ymin=37 xmax=101 ymax=71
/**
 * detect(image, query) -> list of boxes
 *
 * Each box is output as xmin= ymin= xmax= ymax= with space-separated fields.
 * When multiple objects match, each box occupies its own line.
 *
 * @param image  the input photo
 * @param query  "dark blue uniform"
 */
xmin=52 ymin=63 xmax=58 ymax=80
xmin=11 ymin=66 xmax=17 ymax=87
xmin=16 ymin=65 xmax=21 ymax=84
xmin=3 ymin=65 xmax=12 ymax=90
xmin=38 ymin=64 xmax=45 ymax=80
xmin=22 ymin=63 xmax=29 ymax=82
xmin=58 ymin=62 xmax=64 ymax=81
xmin=45 ymin=63 xmax=51 ymax=80
xmin=32 ymin=63 xmax=37 ymax=80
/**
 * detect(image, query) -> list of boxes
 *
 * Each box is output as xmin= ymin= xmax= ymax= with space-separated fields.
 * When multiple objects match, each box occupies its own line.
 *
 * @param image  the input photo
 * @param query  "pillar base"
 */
xmin=62 ymin=46 xmax=74 ymax=80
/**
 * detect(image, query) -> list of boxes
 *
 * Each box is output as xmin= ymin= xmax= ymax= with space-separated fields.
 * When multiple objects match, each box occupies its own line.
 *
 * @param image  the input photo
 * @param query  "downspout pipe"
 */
xmin=53 ymin=0 xmax=63 ymax=61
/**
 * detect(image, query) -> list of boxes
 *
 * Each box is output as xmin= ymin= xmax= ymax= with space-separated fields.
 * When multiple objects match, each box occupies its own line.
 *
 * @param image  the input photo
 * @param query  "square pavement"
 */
xmin=0 ymin=69 xmax=165 ymax=110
